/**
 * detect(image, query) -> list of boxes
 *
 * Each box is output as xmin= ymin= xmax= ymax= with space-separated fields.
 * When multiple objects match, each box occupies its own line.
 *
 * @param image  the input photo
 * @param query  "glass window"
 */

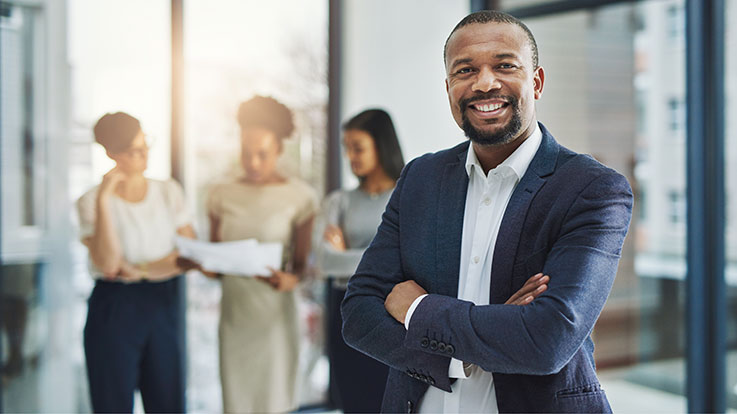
xmin=522 ymin=1 xmax=688 ymax=411
xmin=1 ymin=3 xmax=46 ymax=258
xmin=725 ymin=0 xmax=737 ymax=408
xmin=667 ymin=4 xmax=685 ymax=42
xmin=668 ymin=190 xmax=685 ymax=225
xmin=182 ymin=1 xmax=328 ymax=410
xmin=1 ymin=4 xmax=48 ymax=412
xmin=667 ymin=98 xmax=685 ymax=134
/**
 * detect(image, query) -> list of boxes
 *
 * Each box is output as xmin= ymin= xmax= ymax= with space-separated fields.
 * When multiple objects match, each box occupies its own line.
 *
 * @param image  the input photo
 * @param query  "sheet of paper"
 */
xmin=176 ymin=237 xmax=283 ymax=277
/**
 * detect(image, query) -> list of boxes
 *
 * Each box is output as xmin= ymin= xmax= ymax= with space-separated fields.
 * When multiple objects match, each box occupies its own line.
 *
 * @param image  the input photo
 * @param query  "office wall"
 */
xmin=340 ymin=0 xmax=469 ymax=186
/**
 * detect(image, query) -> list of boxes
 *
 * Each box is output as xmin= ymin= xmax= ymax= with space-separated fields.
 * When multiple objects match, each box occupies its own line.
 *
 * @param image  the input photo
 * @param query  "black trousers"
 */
xmin=328 ymin=283 xmax=388 ymax=413
xmin=84 ymin=277 xmax=185 ymax=413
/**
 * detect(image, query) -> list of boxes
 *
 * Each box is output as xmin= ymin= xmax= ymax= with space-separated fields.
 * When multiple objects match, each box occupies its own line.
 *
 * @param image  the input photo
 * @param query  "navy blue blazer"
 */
xmin=341 ymin=123 xmax=633 ymax=413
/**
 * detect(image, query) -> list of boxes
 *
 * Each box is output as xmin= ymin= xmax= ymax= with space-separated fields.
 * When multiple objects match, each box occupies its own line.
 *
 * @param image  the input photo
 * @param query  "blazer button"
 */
xmin=429 ymin=340 xmax=438 ymax=351
xmin=405 ymin=369 xmax=413 ymax=377
xmin=420 ymin=374 xmax=428 ymax=382
xmin=429 ymin=376 xmax=436 ymax=385
xmin=446 ymin=344 xmax=455 ymax=355
xmin=407 ymin=400 xmax=413 ymax=413
xmin=420 ymin=337 xmax=430 ymax=348
xmin=438 ymin=342 xmax=446 ymax=352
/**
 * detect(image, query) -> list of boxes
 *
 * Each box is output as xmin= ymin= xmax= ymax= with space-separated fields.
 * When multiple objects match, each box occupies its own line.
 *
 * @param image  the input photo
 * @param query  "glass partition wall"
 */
xmin=507 ymin=0 xmax=736 ymax=411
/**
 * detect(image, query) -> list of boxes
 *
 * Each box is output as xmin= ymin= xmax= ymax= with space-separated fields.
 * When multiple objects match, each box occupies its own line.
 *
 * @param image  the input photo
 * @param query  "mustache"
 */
xmin=459 ymin=93 xmax=517 ymax=110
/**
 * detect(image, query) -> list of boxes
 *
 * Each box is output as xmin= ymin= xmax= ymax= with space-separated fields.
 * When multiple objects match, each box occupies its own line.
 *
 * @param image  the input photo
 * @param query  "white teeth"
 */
xmin=475 ymin=103 xmax=504 ymax=112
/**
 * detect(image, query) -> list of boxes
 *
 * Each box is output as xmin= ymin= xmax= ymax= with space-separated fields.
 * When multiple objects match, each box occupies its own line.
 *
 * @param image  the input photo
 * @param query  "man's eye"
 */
xmin=499 ymin=63 xmax=517 ymax=69
xmin=456 ymin=67 xmax=473 ymax=74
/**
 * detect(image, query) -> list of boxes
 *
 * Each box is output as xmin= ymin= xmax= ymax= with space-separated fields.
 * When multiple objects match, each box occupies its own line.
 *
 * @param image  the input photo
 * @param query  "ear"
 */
xmin=445 ymin=78 xmax=453 ymax=107
xmin=533 ymin=66 xmax=545 ymax=100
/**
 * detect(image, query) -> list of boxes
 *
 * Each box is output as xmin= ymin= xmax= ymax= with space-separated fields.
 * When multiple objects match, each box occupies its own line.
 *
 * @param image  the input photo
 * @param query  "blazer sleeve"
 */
xmin=403 ymin=169 xmax=634 ymax=376
xmin=341 ymin=158 xmax=455 ymax=392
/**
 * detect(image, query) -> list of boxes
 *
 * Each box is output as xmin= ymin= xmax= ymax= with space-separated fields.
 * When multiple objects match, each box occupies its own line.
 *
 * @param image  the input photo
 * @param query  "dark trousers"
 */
xmin=328 ymin=283 xmax=388 ymax=413
xmin=84 ymin=277 xmax=185 ymax=413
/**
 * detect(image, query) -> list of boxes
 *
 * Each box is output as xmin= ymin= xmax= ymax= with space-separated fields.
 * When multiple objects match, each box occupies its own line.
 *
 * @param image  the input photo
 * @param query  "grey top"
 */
xmin=313 ymin=187 xmax=393 ymax=282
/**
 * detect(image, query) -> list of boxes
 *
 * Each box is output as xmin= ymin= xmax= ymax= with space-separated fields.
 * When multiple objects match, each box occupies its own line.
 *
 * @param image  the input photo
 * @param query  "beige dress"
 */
xmin=207 ymin=178 xmax=318 ymax=413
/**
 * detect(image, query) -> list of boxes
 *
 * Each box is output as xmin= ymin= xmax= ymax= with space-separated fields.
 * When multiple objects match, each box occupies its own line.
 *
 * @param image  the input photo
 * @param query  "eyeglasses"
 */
xmin=118 ymin=135 xmax=155 ymax=158
xmin=120 ymin=144 xmax=149 ymax=158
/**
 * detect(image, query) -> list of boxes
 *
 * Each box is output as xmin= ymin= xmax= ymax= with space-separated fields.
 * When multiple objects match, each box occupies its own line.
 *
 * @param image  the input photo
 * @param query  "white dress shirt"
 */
xmin=405 ymin=125 xmax=543 ymax=413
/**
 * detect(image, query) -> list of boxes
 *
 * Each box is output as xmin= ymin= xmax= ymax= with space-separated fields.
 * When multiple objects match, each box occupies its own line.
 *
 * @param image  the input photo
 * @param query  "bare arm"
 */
xmin=261 ymin=216 xmax=315 ymax=292
xmin=292 ymin=216 xmax=315 ymax=276
xmin=85 ymin=168 xmax=126 ymax=277
xmin=118 ymin=224 xmax=197 ymax=282
xmin=209 ymin=214 xmax=221 ymax=243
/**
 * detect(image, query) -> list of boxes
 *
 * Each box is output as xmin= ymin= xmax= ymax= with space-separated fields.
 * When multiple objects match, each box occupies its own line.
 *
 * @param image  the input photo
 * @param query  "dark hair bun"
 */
xmin=93 ymin=112 xmax=141 ymax=153
xmin=237 ymin=96 xmax=295 ymax=140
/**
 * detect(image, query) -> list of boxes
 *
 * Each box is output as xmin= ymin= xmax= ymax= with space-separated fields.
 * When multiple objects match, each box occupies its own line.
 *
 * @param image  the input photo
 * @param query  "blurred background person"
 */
xmin=313 ymin=109 xmax=405 ymax=412
xmin=76 ymin=112 xmax=196 ymax=413
xmin=206 ymin=96 xmax=318 ymax=413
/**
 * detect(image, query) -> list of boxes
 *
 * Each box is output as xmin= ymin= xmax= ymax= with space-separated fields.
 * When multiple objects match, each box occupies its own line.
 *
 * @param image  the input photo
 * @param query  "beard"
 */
xmin=460 ymin=94 xmax=522 ymax=147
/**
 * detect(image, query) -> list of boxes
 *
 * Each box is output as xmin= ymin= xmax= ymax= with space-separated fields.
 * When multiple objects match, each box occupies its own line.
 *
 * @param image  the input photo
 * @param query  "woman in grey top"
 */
xmin=313 ymin=109 xmax=405 ymax=412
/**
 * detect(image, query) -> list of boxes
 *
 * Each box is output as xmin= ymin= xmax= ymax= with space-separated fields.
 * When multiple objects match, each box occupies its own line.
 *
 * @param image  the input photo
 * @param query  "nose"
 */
xmin=245 ymin=156 xmax=261 ymax=171
xmin=472 ymin=66 xmax=501 ymax=93
xmin=346 ymin=150 xmax=357 ymax=163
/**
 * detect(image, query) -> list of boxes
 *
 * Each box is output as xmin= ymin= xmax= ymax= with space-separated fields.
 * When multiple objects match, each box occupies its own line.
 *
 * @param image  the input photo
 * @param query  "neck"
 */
xmin=242 ymin=173 xmax=285 ymax=186
xmin=473 ymin=120 xmax=536 ymax=174
xmin=360 ymin=169 xmax=395 ymax=194
xmin=116 ymin=173 xmax=147 ymax=201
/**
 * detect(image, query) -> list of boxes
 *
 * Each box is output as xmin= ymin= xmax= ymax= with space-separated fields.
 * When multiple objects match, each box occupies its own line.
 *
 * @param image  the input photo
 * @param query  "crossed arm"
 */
xmin=341 ymin=167 xmax=633 ymax=391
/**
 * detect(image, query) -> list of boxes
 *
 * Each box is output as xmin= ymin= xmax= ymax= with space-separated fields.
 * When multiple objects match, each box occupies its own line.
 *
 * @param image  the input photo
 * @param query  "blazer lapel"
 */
xmin=434 ymin=147 xmax=469 ymax=298
xmin=489 ymin=123 xmax=559 ymax=303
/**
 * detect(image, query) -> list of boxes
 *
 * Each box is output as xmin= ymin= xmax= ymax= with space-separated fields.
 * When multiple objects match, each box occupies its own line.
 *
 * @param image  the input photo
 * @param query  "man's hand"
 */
xmin=385 ymin=280 xmax=428 ymax=323
xmin=505 ymin=273 xmax=549 ymax=305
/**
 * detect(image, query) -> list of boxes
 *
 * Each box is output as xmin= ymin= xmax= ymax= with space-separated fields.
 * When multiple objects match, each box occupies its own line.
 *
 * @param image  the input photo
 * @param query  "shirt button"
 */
xmin=473 ymin=256 xmax=480 ymax=264
xmin=483 ymin=198 xmax=491 ymax=205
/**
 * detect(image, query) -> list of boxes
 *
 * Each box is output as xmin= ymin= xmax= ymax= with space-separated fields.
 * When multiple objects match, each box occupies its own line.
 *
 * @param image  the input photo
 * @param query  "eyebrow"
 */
xmin=494 ymin=53 xmax=519 ymax=60
xmin=449 ymin=53 xmax=521 ymax=69
xmin=449 ymin=57 xmax=473 ymax=69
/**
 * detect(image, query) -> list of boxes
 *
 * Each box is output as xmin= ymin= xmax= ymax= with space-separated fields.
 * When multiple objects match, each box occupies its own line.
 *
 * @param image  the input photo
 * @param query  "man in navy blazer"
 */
xmin=341 ymin=10 xmax=633 ymax=413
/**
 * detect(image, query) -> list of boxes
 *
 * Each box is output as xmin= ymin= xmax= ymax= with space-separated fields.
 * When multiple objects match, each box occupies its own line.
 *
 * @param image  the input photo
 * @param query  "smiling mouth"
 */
xmin=469 ymin=101 xmax=509 ymax=116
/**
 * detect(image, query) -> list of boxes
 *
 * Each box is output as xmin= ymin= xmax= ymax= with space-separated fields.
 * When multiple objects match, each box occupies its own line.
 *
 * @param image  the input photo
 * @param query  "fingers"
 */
xmin=521 ymin=272 xmax=544 ymax=287
xmin=505 ymin=274 xmax=550 ymax=305
xmin=255 ymin=275 xmax=278 ymax=288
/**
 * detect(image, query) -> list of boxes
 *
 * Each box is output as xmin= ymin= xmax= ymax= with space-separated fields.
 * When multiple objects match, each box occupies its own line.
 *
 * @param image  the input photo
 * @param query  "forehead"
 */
xmin=445 ymin=22 xmax=532 ymax=66
xmin=241 ymin=127 xmax=279 ymax=150
xmin=343 ymin=129 xmax=373 ymax=144
xmin=129 ymin=130 xmax=146 ymax=145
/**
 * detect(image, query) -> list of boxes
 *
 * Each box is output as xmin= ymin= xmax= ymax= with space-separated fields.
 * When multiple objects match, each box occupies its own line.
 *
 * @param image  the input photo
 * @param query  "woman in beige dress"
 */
xmin=206 ymin=96 xmax=318 ymax=412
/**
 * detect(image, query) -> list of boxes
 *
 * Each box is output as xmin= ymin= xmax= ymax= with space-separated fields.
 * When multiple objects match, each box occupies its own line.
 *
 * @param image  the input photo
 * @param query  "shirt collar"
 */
xmin=464 ymin=123 xmax=543 ymax=180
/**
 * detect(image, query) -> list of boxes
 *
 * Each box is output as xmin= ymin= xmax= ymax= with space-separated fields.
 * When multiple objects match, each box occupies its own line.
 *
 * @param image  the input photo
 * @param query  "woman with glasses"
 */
xmin=312 ymin=109 xmax=405 ymax=412
xmin=76 ymin=112 xmax=195 ymax=413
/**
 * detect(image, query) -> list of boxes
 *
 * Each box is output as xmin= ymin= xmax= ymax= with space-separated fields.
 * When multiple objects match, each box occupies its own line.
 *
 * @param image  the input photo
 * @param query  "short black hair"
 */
xmin=343 ymin=109 xmax=405 ymax=182
xmin=93 ymin=112 xmax=141 ymax=153
xmin=237 ymin=95 xmax=295 ymax=140
xmin=444 ymin=10 xmax=539 ymax=69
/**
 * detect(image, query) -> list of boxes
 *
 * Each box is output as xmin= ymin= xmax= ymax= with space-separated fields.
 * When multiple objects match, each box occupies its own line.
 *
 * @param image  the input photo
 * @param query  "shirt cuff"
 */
xmin=404 ymin=294 xmax=428 ymax=330
xmin=448 ymin=358 xmax=472 ymax=379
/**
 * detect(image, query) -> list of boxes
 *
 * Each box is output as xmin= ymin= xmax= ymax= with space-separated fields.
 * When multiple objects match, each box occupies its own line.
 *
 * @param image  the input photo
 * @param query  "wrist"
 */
xmin=137 ymin=262 xmax=150 ymax=281
xmin=96 ymin=192 xmax=111 ymax=205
